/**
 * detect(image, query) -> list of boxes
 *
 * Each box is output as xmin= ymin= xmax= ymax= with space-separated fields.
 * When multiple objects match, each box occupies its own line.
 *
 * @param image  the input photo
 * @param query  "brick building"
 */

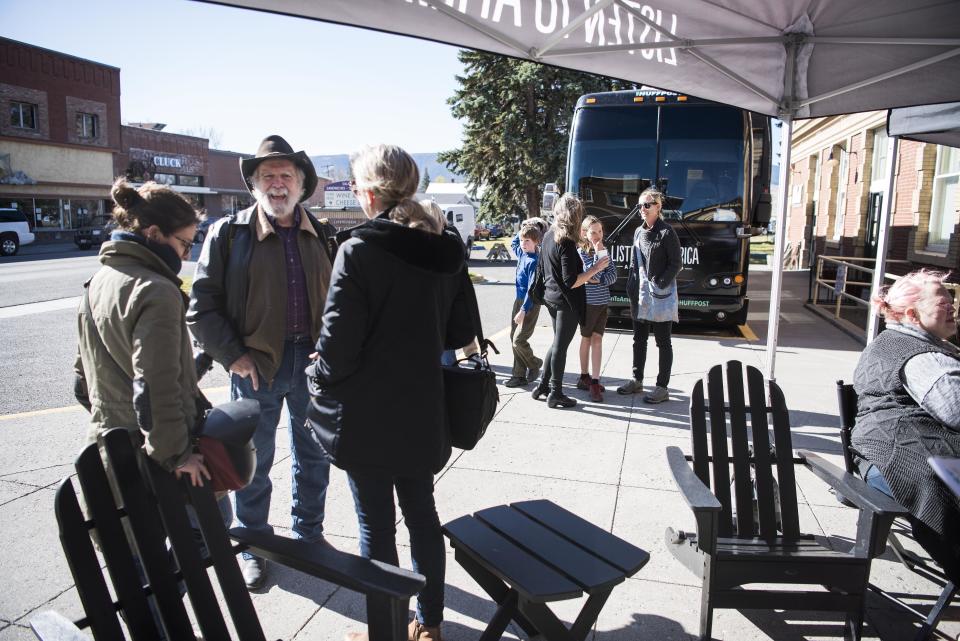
xmin=207 ymin=149 xmax=253 ymax=218
xmin=0 ymin=37 xmax=120 ymax=240
xmin=787 ymin=112 xmax=959 ymax=274
xmin=115 ymin=124 xmax=216 ymax=213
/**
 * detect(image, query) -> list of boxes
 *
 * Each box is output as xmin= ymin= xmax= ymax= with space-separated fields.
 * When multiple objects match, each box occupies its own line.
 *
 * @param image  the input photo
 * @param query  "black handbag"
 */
xmin=443 ymin=275 xmax=499 ymax=450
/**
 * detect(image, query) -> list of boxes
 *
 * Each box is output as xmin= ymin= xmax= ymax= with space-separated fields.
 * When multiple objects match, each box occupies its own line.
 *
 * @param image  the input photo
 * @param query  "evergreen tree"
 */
xmin=420 ymin=166 xmax=431 ymax=192
xmin=439 ymin=51 xmax=629 ymax=221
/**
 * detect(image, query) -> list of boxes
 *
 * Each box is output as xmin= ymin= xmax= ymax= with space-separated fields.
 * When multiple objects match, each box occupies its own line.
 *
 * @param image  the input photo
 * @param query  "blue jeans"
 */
xmin=863 ymin=463 xmax=894 ymax=498
xmin=347 ymin=469 xmax=445 ymax=626
xmin=440 ymin=350 xmax=457 ymax=367
xmin=230 ymin=338 xmax=329 ymax=553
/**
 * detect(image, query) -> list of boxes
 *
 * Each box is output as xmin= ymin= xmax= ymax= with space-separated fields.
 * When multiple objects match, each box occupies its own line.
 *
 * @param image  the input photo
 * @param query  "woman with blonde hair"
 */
xmin=617 ymin=187 xmax=681 ymax=403
xmin=853 ymin=269 xmax=960 ymax=583
xmin=307 ymin=144 xmax=474 ymax=641
xmin=531 ymin=193 xmax=610 ymax=408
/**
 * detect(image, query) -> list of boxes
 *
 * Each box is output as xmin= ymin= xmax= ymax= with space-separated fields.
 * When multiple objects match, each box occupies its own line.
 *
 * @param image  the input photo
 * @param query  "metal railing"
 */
xmin=812 ymin=255 xmax=960 ymax=337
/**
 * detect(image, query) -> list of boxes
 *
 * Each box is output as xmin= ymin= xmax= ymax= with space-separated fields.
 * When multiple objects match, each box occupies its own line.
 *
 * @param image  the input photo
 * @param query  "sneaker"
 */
xmin=576 ymin=373 xmax=591 ymax=390
xmin=589 ymin=382 xmax=603 ymax=403
xmin=547 ymin=391 xmax=577 ymax=408
xmin=617 ymin=379 xmax=643 ymax=395
xmin=504 ymin=376 xmax=527 ymax=388
xmin=241 ymin=555 xmax=267 ymax=590
xmin=644 ymin=385 xmax=670 ymax=404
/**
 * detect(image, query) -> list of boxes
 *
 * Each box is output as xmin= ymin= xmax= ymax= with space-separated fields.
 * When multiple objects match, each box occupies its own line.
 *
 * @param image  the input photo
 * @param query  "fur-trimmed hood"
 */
xmin=344 ymin=218 xmax=465 ymax=275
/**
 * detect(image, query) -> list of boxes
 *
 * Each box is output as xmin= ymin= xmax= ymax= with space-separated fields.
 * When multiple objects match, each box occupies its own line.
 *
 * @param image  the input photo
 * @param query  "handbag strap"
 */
xmin=461 ymin=269 xmax=499 ymax=358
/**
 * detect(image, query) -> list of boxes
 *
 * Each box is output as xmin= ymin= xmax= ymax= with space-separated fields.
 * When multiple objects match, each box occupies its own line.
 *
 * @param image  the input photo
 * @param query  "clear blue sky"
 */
xmin=0 ymin=0 xmax=466 ymax=155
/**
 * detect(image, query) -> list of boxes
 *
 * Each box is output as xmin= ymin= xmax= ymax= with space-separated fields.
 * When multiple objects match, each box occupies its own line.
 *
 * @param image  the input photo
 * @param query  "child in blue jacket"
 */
xmin=504 ymin=222 xmax=545 ymax=387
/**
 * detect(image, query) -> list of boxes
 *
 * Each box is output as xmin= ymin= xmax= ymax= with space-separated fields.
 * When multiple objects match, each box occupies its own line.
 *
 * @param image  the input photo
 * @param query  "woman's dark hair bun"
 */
xmin=111 ymin=181 xmax=145 ymax=210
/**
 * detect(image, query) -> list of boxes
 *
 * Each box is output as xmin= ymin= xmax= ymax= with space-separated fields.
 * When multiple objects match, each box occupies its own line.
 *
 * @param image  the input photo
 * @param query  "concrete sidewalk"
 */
xmin=1 ymin=270 xmax=956 ymax=640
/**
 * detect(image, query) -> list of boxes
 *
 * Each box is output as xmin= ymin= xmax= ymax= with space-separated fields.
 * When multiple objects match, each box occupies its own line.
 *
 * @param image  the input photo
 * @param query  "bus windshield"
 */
xmin=568 ymin=104 xmax=746 ymax=221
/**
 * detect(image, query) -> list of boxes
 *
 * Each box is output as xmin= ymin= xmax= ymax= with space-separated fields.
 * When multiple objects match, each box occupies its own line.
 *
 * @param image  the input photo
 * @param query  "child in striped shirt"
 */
xmin=577 ymin=215 xmax=618 ymax=402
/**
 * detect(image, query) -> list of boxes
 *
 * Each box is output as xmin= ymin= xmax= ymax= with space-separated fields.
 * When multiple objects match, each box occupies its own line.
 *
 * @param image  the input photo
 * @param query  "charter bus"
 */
xmin=564 ymin=89 xmax=772 ymax=326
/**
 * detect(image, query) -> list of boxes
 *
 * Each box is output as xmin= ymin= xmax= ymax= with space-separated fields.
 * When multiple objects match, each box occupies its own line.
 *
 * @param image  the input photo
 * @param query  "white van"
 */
xmin=438 ymin=203 xmax=476 ymax=254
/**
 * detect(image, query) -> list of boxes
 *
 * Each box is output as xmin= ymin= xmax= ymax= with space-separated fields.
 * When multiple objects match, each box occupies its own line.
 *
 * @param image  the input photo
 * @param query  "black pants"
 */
xmin=541 ymin=302 xmax=580 ymax=391
xmin=631 ymin=319 xmax=673 ymax=388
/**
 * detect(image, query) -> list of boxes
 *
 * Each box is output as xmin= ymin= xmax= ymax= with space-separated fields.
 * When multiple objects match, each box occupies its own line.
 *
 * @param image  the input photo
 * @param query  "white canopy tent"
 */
xmin=202 ymin=0 xmax=960 ymax=378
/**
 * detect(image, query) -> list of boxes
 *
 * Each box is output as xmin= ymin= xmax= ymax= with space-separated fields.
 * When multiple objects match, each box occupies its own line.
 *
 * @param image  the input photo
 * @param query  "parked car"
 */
xmin=74 ymin=215 xmax=115 ymax=250
xmin=0 ymin=207 xmax=35 ymax=256
xmin=474 ymin=224 xmax=490 ymax=240
xmin=486 ymin=223 xmax=505 ymax=238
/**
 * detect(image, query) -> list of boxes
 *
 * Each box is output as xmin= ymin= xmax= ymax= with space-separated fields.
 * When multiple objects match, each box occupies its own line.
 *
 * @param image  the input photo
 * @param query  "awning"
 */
xmin=887 ymin=102 xmax=960 ymax=148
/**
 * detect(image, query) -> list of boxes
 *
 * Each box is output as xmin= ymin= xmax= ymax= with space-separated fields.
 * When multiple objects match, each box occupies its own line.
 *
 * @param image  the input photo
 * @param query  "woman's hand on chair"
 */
xmin=176 ymin=453 xmax=212 ymax=487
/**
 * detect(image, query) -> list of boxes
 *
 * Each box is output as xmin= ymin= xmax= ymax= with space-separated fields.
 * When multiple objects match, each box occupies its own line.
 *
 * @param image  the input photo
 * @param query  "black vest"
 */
xmin=853 ymin=328 xmax=960 ymax=535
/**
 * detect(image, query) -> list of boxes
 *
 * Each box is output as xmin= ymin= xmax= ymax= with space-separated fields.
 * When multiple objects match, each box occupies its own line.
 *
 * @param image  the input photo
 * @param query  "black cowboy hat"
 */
xmin=240 ymin=135 xmax=318 ymax=202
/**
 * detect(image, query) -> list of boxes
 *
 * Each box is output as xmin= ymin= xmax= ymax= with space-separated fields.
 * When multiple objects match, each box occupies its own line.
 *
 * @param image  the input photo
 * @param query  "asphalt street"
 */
xmin=0 ymin=243 xmax=518 ymax=417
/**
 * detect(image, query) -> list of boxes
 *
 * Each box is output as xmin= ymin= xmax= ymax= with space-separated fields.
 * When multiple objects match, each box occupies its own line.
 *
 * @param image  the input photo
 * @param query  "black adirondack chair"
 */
xmin=665 ymin=361 xmax=907 ymax=641
xmin=30 ymin=428 xmax=424 ymax=641
xmin=837 ymin=380 xmax=958 ymax=641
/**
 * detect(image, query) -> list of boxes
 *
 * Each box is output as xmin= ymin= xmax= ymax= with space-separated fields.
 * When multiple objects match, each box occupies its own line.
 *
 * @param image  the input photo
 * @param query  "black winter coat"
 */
xmin=541 ymin=229 xmax=586 ymax=323
xmin=305 ymin=219 xmax=474 ymax=476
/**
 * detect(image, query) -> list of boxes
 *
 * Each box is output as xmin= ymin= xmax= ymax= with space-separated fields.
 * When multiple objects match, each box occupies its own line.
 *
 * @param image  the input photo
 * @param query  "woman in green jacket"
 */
xmin=75 ymin=178 xmax=208 ymax=486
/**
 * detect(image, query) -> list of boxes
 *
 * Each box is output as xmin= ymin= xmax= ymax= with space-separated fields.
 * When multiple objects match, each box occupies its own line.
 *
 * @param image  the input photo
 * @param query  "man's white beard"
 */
xmin=255 ymin=188 xmax=297 ymax=218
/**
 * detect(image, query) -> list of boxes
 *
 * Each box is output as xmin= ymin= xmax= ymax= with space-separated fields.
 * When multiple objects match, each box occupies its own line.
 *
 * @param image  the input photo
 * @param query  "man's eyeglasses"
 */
xmin=641 ymin=201 xmax=660 ymax=209
xmin=172 ymin=234 xmax=193 ymax=254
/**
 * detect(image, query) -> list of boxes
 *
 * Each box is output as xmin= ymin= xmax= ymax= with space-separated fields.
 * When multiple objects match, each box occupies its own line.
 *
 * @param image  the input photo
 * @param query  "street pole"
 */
xmin=865 ymin=134 xmax=900 ymax=343
xmin=765 ymin=116 xmax=793 ymax=383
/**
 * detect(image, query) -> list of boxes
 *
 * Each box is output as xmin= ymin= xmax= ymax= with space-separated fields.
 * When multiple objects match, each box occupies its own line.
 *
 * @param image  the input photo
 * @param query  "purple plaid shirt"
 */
xmin=267 ymin=208 xmax=310 ymax=338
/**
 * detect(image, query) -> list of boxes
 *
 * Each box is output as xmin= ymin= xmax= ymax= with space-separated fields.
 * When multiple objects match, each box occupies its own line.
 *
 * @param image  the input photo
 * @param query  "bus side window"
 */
xmin=446 ymin=211 xmax=454 ymax=223
xmin=456 ymin=213 xmax=464 ymax=222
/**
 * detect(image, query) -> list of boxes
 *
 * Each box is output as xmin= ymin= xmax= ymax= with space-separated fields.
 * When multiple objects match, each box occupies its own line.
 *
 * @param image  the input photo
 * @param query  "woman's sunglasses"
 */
xmin=641 ymin=201 xmax=660 ymax=209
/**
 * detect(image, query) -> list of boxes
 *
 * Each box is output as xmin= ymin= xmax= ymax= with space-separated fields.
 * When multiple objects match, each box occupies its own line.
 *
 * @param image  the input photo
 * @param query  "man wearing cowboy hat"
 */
xmin=188 ymin=135 xmax=335 ymax=589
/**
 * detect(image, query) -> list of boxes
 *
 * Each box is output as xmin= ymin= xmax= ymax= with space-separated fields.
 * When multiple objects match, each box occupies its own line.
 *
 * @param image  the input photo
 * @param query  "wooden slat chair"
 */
xmin=30 ymin=428 xmax=424 ymax=641
xmin=837 ymin=381 xmax=957 ymax=641
xmin=665 ymin=361 xmax=907 ymax=641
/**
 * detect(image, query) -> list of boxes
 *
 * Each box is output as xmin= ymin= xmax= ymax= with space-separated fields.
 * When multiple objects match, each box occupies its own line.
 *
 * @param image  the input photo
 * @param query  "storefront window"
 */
xmin=154 ymin=173 xmax=176 ymax=185
xmin=179 ymin=175 xmax=202 ymax=187
xmin=183 ymin=194 xmax=205 ymax=210
xmin=34 ymin=199 xmax=62 ymax=229
xmin=221 ymin=194 xmax=253 ymax=215
xmin=71 ymin=200 xmax=102 ymax=228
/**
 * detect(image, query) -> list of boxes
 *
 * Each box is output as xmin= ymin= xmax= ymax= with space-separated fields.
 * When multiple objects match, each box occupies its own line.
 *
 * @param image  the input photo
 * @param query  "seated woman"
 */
xmin=852 ymin=269 xmax=960 ymax=582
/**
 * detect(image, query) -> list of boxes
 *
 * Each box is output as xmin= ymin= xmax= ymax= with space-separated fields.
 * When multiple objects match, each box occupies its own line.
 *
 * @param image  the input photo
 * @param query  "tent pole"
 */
xmin=865 ymin=134 xmax=900 ymax=342
xmin=765 ymin=117 xmax=793 ymax=383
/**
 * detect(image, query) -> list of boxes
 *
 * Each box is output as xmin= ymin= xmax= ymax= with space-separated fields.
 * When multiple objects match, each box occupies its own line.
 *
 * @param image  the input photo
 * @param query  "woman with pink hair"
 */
xmin=852 ymin=269 xmax=960 ymax=582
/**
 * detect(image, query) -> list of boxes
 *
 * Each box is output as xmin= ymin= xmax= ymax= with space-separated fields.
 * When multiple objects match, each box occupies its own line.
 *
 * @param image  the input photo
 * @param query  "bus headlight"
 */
xmin=722 ymin=277 xmax=733 ymax=287
xmin=708 ymin=277 xmax=719 ymax=287
xmin=716 ymin=311 xmax=727 ymax=321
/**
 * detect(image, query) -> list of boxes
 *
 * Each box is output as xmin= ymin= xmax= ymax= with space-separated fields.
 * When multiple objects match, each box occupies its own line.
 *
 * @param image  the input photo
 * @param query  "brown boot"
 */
xmin=408 ymin=619 xmax=442 ymax=641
